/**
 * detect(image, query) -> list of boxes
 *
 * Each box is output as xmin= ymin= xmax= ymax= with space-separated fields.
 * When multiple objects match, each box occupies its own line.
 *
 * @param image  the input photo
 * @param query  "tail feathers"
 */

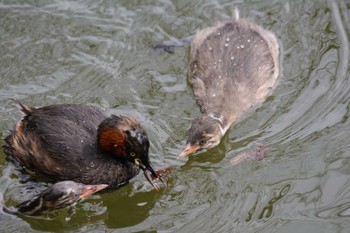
xmin=232 ymin=7 xmax=240 ymax=20
xmin=9 ymin=99 xmax=33 ymax=115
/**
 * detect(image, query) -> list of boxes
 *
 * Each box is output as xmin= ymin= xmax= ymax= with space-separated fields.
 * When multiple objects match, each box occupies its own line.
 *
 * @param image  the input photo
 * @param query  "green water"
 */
xmin=1 ymin=0 xmax=350 ymax=232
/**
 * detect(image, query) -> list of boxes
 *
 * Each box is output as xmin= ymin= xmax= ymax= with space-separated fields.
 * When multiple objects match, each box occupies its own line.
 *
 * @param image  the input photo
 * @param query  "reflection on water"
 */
xmin=0 ymin=0 xmax=350 ymax=232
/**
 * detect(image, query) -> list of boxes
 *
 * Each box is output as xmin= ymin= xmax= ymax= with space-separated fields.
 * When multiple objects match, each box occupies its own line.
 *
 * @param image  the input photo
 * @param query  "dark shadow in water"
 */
xmin=179 ymin=132 xmax=231 ymax=170
xmin=1 ymin=182 xmax=164 ymax=231
xmin=180 ymin=128 xmax=269 ymax=170
xmin=1 ymin=157 xmax=165 ymax=231
xmin=102 ymin=185 xmax=163 ymax=229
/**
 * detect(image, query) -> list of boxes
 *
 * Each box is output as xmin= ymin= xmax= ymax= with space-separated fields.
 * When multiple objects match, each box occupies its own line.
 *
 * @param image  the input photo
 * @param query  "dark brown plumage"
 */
xmin=179 ymin=12 xmax=279 ymax=157
xmin=3 ymin=101 xmax=161 ymax=189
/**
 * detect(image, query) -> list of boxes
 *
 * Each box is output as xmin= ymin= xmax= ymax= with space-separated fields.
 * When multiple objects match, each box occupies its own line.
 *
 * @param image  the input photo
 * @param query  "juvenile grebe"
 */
xmin=2 ymin=181 xmax=107 ymax=215
xmin=3 ymin=101 xmax=163 ymax=189
xmin=179 ymin=11 xmax=279 ymax=158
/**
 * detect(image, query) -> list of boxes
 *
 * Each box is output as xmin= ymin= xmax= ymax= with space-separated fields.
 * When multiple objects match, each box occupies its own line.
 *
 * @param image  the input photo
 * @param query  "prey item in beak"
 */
xmin=178 ymin=143 xmax=201 ymax=158
xmin=136 ymin=158 xmax=166 ymax=190
xmin=79 ymin=184 xmax=108 ymax=199
xmin=136 ymin=158 xmax=158 ymax=179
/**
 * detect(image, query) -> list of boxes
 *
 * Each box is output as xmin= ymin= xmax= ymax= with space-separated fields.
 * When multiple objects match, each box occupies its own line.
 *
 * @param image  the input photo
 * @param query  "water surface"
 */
xmin=1 ymin=0 xmax=350 ymax=232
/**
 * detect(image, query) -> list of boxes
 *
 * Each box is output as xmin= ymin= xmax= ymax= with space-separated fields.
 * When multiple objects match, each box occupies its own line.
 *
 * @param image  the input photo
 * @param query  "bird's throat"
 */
xmin=208 ymin=113 xmax=230 ymax=136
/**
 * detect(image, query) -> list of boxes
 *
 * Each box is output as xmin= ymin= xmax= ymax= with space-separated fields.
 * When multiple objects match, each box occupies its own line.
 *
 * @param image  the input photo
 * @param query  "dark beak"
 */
xmin=137 ymin=157 xmax=167 ymax=190
xmin=138 ymin=158 xmax=159 ymax=179
xmin=79 ymin=184 xmax=108 ymax=199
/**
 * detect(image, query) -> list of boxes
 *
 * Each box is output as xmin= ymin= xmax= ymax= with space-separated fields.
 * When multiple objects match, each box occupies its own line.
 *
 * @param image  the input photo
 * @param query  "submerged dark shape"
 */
xmin=2 ymin=181 xmax=107 ymax=216
xmin=153 ymin=36 xmax=194 ymax=53
xmin=179 ymin=10 xmax=280 ymax=158
xmin=3 ymin=100 xmax=164 ymax=190
xmin=230 ymin=145 xmax=271 ymax=165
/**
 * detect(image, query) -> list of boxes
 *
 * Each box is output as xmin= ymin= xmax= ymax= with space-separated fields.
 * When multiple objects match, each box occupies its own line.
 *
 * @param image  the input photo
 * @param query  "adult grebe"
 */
xmin=3 ymin=101 xmax=164 ymax=189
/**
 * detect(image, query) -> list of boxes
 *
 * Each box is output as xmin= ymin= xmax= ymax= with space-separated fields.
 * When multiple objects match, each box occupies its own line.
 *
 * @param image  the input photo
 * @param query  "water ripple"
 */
xmin=1 ymin=1 xmax=350 ymax=233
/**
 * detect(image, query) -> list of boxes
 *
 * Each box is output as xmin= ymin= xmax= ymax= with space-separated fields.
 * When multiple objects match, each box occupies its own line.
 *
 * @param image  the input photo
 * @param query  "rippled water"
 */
xmin=1 ymin=0 xmax=350 ymax=232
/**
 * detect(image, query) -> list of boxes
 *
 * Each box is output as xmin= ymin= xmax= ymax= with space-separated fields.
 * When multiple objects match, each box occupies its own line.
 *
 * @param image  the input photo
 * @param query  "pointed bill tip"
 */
xmin=80 ymin=184 xmax=108 ymax=198
xmin=177 ymin=151 xmax=189 ymax=159
xmin=178 ymin=144 xmax=200 ymax=159
xmin=95 ymin=184 xmax=109 ymax=191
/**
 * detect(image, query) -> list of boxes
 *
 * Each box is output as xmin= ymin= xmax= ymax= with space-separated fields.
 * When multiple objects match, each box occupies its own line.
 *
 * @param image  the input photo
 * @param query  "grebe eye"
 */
xmin=199 ymin=140 xmax=206 ymax=146
xmin=130 ymin=152 xmax=136 ymax=157
xmin=71 ymin=190 xmax=78 ymax=197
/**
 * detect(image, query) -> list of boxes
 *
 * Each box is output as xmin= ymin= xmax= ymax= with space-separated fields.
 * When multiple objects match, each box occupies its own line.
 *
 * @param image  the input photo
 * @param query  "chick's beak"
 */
xmin=178 ymin=143 xmax=200 ymax=158
xmin=79 ymin=184 xmax=108 ymax=199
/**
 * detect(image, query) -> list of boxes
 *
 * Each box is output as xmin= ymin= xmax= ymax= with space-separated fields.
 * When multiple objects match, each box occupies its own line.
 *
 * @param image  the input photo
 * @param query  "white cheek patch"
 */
xmin=209 ymin=140 xmax=220 ymax=148
xmin=218 ymin=124 xmax=226 ymax=135
xmin=208 ymin=113 xmax=229 ymax=136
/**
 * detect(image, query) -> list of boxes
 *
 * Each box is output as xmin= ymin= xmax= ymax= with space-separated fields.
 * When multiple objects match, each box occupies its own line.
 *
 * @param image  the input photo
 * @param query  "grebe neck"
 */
xmin=208 ymin=113 xmax=229 ymax=136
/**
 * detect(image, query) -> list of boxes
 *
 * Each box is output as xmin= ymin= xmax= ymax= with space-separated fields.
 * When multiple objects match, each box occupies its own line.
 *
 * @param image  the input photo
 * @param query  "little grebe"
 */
xmin=3 ymin=100 xmax=162 ymax=189
xmin=2 ymin=181 xmax=107 ymax=215
xmin=179 ymin=11 xmax=279 ymax=157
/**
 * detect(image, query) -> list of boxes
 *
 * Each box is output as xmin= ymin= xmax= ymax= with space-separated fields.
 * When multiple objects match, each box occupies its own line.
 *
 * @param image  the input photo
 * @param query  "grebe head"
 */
xmin=6 ymin=181 xmax=108 ymax=215
xmin=179 ymin=115 xmax=226 ymax=158
xmin=97 ymin=115 xmax=158 ymax=178
xmin=44 ymin=181 xmax=108 ymax=209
